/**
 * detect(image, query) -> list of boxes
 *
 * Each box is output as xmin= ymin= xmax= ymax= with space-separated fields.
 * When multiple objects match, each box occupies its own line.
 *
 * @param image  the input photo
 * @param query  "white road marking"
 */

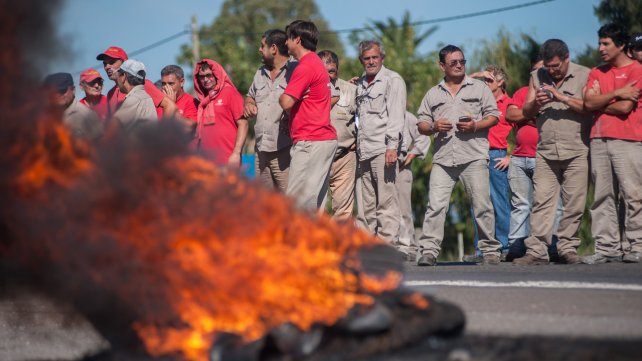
xmin=405 ymin=280 xmax=642 ymax=292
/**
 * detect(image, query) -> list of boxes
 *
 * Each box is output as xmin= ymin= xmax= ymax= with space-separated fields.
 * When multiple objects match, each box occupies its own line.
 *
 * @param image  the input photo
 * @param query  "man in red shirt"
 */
xmin=193 ymin=59 xmax=248 ymax=167
xmin=583 ymin=23 xmax=642 ymax=264
xmin=161 ymin=64 xmax=198 ymax=131
xmin=96 ymin=46 xmax=177 ymax=120
xmin=78 ymin=68 xmax=108 ymax=121
xmin=279 ymin=20 xmax=337 ymax=212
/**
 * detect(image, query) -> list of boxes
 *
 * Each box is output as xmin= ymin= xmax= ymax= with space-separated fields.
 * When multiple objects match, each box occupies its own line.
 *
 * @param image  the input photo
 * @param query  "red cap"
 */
xmin=96 ymin=46 xmax=128 ymax=61
xmin=80 ymin=68 xmax=102 ymax=83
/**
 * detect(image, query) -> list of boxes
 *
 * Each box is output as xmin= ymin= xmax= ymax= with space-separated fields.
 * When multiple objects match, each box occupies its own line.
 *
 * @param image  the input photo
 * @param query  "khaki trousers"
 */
xmin=286 ymin=140 xmax=337 ymax=212
xmin=417 ymin=160 xmax=500 ymax=258
xmin=329 ymin=150 xmax=356 ymax=220
xmin=524 ymin=153 xmax=588 ymax=259
xmin=590 ymin=139 xmax=642 ymax=256
xmin=396 ymin=161 xmax=416 ymax=253
xmin=255 ymin=147 xmax=290 ymax=192
xmin=356 ymin=153 xmax=400 ymax=244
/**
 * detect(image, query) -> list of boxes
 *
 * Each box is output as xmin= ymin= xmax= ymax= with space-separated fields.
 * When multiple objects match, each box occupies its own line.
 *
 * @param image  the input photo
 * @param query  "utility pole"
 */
xmin=191 ymin=15 xmax=200 ymax=62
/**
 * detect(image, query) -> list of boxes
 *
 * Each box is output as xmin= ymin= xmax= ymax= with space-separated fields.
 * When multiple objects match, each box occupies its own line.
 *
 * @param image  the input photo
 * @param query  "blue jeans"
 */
xmin=472 ymin=149 xmax=511 ymax=254
xmin=507 ymin=155 xmax=560 ymax=258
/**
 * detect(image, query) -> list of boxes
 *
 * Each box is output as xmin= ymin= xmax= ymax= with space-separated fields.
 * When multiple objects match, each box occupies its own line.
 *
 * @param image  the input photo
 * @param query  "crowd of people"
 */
xmin=43 ymin=20 xmax=642 ymax=266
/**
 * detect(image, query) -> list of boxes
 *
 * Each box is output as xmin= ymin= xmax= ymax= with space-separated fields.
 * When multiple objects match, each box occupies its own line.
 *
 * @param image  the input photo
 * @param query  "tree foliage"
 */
xmin=178 ymin=0 xmax=343 ymax=94
xmin=594 ymin=0 xmax=642 ymax=33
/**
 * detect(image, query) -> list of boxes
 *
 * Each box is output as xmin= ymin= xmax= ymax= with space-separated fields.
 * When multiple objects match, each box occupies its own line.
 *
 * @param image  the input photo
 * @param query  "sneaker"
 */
xmin=558 ymin=252 xmax=582 ymax=264
xmin=581 ymin=253 xmax=623 ymax=264
xmin=462 ymin=253 xmax=483 ymax=263
xmin=417 ymin=254 xmax=437 ymax=266
xmin=513 ymin=254 xmax=549 ymax=265
xmin=482 ymin=254 xmax=500 ymax=265
xmin=623 ymin=252 xmax=641 ymax=263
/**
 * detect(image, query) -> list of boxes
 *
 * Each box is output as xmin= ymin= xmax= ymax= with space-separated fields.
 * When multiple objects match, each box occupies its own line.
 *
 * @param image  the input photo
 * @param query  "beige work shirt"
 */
xmin=113 ymin=85 xmax=157 ymax=133
xmin=355 ymin=65 xmax=407 ymax=161
xmin=63 ymin=100 xmax=103 ymax=140
xmin=402 ymin=111 xmax=431 ymax=160
xmin=330 ymin=78 xmax=357 ymax=155
xmin=247 ymin=61 xmax=296 ymax=153
xmin=417 ymin=76 xmax=499 ymax=167
xmin=531 ymin=62 xmax=591 ymax=160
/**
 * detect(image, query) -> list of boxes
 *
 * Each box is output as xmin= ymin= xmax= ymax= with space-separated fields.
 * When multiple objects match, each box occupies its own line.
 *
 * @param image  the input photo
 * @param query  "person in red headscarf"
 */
xmin=193 ymin=59 xmax=248 ymax=166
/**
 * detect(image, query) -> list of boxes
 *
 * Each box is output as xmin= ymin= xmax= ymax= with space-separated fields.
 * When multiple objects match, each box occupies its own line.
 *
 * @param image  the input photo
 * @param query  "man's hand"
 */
xmin=243 ymin=101 xmax=257 ymax=118
xmin=494 ymin=155 xmax=510 ymax=171
xmin=614 ymin=80 xmax=640 ymax=102
xmin=162 ymin=84 xmax=177 ymax=103
xmin=456 ymin=119 xmax=476 ymax=133
xmin=535 ymin=85 xmax=555 ymax=107
xmin=385 ymin=149 xmax=397 ymax=167
xmin=434 ymin=118 xmax=454 ymax=133
xmin=228 ymin=152 xmax=241 ymax=167
xmin=403 ymin=153 xmax=416 ymax=167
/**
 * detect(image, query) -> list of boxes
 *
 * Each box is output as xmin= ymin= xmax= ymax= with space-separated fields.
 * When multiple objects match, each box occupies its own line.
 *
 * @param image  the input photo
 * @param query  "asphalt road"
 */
xmin=1 ymin=261 xmax=641 ymax=361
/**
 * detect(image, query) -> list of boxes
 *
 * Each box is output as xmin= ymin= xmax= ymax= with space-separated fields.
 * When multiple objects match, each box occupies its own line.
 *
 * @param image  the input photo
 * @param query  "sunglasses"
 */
xmin=444 ymin=59 xmax=466 ymax=67
xmin=87 ymin=79 xmax=103 ymax=87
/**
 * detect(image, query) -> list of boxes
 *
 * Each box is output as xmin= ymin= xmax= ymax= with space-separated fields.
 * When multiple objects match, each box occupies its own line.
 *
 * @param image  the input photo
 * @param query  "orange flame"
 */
xmin=6 ymin=111 xmax=403 ymax=361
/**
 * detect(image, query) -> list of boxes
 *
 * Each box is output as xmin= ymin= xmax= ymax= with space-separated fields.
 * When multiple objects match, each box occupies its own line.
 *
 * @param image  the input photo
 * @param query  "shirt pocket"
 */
xmin=461 ymin=97 xmax=481 ymax=118
xmin=366 ymin=90 xmax=386 ymax=116
xmin=254 ymin=84 xmax=270 ymax=103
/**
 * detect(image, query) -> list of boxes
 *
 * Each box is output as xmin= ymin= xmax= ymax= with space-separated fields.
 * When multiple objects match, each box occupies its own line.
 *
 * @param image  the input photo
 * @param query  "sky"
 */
xmin=53 ymin=0 xmax=602 ymax=96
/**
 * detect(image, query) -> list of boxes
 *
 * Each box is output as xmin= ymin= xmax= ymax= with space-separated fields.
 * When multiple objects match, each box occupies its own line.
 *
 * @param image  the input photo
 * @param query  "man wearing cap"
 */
xmin=44 ymin=72 xmax=103 ymax=140
xmin=161 ymin=65 xmax=197 ymax=123
xmin=79 ymin=68 xmax=108 ymax=121
xmin=583 ymin=24 xmax=642 ymax=264
xmin=193 ymin=59 xmax=248 ymax=166
xmin=279 ymin=20 xmax=338 ymax=212
xmin=112 ymin=59 xmax=157 ymax=133
xmin=629 ymin=33 xmax=642 ymax=63
xmin=96 ymin=46 xmax=177 ymax=120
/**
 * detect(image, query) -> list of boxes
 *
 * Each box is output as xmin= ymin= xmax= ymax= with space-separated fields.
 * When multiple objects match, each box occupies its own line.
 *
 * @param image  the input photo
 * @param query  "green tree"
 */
xmin=594 ymin=0 xmax=642 ymax=33
xmin=177 ymin=0 xmax=343 ymax=94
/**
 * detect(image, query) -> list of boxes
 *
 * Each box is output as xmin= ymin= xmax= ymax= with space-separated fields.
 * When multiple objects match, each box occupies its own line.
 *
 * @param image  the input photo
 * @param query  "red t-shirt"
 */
xmin=197 ymin=86 xmax=244 ymax=165
xmin=587 ymin=61 xmax=642 ymax=141
xmin=488 ymin=93 xmax=513 ymax=149
xmin=509 ymin=86 xmax=538 ymax=157
xmin=176 ymin=92 xmax=198 ymax=122
xmin=79 ymin=95 xmax=108 ymax=121
xmin=107 ymin=79 xmax=165 ymax=119
xmin=283 ymin=52 xmax=336 ymax=143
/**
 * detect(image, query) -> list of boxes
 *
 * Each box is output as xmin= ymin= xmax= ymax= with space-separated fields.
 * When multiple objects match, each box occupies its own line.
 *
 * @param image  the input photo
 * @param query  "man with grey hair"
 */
xmin=354 ymin=39 xmax=408 ymax=257
xmin=113 ymin=59 xmax=157 ymax=133
xmin=161 ymin=64 xmax=198 ymax=123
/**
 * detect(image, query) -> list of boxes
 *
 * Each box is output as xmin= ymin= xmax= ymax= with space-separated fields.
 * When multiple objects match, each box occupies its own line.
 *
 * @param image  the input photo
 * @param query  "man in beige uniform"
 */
xmin=43 ymin=72 xmax=103 ymax=140
xmin=397 ymin=111 xmax=431 ymax=260
xmin=112 ymin=59 xmax=157 ymax=133
xmin=245 ymin=29 xmax=295 ymax=192
xmin=416 ymin=45 xmax=501 ymax=266
xmin=355 ymin=40 xmax=407 ymax=255
xmin=318 ymin=50 xmax=357 ymax=220
xmin=514 ymin=39 xmax=592 ymax=265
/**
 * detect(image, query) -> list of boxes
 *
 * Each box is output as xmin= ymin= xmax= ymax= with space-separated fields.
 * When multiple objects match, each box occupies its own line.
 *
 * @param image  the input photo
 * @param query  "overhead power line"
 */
xmin=74 ymin=0 xmax=554 ymax=74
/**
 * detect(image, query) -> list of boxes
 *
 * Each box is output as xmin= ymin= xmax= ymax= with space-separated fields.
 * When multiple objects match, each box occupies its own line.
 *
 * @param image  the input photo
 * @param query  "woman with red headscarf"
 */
xmin=193 ymin=59 xmax=248 ymax=166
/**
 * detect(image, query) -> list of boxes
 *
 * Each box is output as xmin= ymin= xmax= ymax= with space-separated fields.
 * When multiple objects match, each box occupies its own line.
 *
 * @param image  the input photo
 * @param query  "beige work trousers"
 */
xmin=356 ymin=153 xmax=401 ymax=244
xmin=590 ymin=139 xmax=642 ymax=256
xmin=396 ymin=161 xmax=417 ymax=253
xmin=255 ymin=147 xmax=291 ymax=192
xmin=286 ymin=140 xmax=337 ymax=212
xmin=329 ymin=150 xmax=357 ymax=220
xmin=524 ymin=153 xmax=588 ymax=259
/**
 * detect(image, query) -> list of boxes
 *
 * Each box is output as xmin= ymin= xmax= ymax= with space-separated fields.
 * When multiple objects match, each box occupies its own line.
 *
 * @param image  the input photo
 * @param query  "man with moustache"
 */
xmin=513 ymin=39 xmax=592 ymax=265
xmin=279 ymin=20 xmax=337 ymax=212
xmin=96 ymin=46 xmax=177 ymax=120
xmin=78 ymin=68 xmax=108 ymax=121
xmin=354 ymin=40 xmax=407 ymax=254
xmin=415 ymin=45 xmax=501 ymax=266
xmin=583 ymin=24 xmax=642 ymax=264
xmin=245 ymin=29 xmax=296 ymax=192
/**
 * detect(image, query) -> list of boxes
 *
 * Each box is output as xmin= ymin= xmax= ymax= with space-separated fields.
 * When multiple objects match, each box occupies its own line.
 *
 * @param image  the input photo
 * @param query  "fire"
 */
xmin=3 ymin=108 xmax=402 ymax=361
